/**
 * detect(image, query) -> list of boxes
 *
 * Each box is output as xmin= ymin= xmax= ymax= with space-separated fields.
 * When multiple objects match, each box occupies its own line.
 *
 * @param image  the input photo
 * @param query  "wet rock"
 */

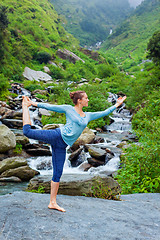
xmin=0 ymin=125 xmax=16 ymax=153
xmin=0 ymin=165 xmax=39 ymax=181
xmin=78 ymin=162 xmax=92 ymax=171
xmin=43 ymin=124 xmax=60 ymax=130
xmin=93 ymin=136 xmax=105 ymax=144
xmin=57 ymin=49 xmax=85 ymax=64
xmin=16 ymin=135 xmax=29 ymax=145
xmin=87 ymin=146 xmax=106 ymax=162
xmin=0 ymin=157 xmax=27 ymax=174
xmin=1 ymin=119 xmax=23 ymax=129
xmin=0 ymin=176 xmax=22 ymax=182
xmin=70 ymin=151 xmax=86 ymax=167
xmin=36 ymin=161 xmax=52 ymax=170
xmin=23 ymin=143 xmax=52 ymax=156
xmin=23 ymin=67 xmax=52 ymax=82
xmin=71 ymin=127 xmax=95 ymax=151
xmin=68 ymin=147 xmax=83 ymax=162
xmin=88 ymin=158 xmax=105 ymax=167
xmin=1 ymin=110 xmax=22 ymax=120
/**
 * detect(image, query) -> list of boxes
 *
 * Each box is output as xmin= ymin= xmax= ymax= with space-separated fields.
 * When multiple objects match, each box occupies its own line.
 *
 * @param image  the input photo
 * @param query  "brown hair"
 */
xmin=69 ymin=91 xmax=86 ymax=105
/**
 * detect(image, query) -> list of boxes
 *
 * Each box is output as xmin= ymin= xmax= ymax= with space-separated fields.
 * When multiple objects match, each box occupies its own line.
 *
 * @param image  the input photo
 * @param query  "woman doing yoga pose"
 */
xmin=22 ymin=91 xmax=126 ymax=212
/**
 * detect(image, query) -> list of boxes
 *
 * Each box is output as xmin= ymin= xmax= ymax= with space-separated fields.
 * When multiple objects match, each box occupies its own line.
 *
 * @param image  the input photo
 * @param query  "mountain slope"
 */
xmin=0 ymin=0 xmax=78 ymax=78
xmin=50 ymin=0 xmax=133 ymax=47
xmin=101 ymin=0 xmax=160 ymax=69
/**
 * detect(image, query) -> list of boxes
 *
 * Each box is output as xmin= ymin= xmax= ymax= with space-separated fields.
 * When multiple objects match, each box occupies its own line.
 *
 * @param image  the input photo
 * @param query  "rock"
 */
xmin=27 ymin=175 xmax=121 ymax=197
xmin=94 ymin=78 xmax=102 ymax=83
xmin=42 ymin=124 xmax=60 ymax=130
xmin=43 ymin=66 xmax=50 ymax=73
xmin=36 ymin=161 xmax=52 ymax=170
xmin=93 ymin=136 xmax=105 ymax=144
xmin=0 ymin=166 xmax=39 ymax=181
xmin=38 ymin=108 xmax=51 ymax=117
xmin=23 ymin=67 xmax=52 ymax=82
xmin=32 ymin=89 xmax=48 ymax=96
xmin=0 ymin=176 xmax=22 ymax=182
xmin=70 ymin=151 xmax=86 ymax=167
xmin=71 ymin=127 xmax=95 ymax=151
xmin=0 ymin=125 xmax=16 ymax=153
xmin=1 ymin=119 xmax=23 ymax=129
xmin=87 ymin=146 xmax=106 ymax=162
xmin=68 ymin=147 xmax=83 ymax=162
xmin=88 ymin=158 xmax=105 ymax=167
xmin=23 ymin=143 xmax=52 ymax=156
xmin=16 ymin=136 xmax=29 ymax=145
xmin=1 ymin=110 xmax=22 ymax=120
xmin=57 ymin=49 xmax=85 ymax=64
xmin=0 ymin=157 xmax=27 ymax=174
xmin=78 ymin=162 xmax=92 ymax=171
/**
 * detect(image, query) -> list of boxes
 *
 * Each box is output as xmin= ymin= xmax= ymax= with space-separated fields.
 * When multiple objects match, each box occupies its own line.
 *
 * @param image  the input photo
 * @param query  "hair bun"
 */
xmin=69 ymin=92 xmax=75 ymax=99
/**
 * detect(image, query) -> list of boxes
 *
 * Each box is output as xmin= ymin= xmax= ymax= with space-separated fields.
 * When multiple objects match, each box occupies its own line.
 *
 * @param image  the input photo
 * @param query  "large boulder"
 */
xmin=57 ymin=49 xmax=85 ymax=64
xmin=0 ymin=157 xmax=27 ymax=174
xmin=71 ymin=127 xmax=95 ymax=151
xmin=23 ymin=67 xmax=52 ymax=82
xmin=0 ymin=125 xmax=16 ymax=153
xmin=27 ymin=175 xmax=121 ymax=197
xmin=0 ymin=166 xmax=39 ymax=181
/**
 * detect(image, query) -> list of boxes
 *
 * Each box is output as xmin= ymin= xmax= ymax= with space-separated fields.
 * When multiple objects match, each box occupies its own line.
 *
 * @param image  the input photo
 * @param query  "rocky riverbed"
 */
xmin=0 ymin=192 xmax=160 ymax=240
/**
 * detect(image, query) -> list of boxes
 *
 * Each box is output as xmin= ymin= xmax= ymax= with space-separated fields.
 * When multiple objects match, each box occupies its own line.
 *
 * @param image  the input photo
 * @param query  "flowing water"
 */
xmin=0 ymin=91 xmax=133 ymax=194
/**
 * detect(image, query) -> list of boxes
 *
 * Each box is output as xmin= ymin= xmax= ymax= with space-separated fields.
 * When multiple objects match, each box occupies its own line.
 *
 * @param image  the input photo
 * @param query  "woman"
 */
xmin=22 ymin=91 xmax=126 ymax=212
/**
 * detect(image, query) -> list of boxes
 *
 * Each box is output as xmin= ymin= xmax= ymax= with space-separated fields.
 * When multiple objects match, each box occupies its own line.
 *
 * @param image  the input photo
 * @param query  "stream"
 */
xmin=0 ymin=89 xmax=133 ymax=195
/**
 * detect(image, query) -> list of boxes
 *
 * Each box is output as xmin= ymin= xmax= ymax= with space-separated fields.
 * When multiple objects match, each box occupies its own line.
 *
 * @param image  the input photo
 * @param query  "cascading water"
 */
xmin=27 ymin=92 xmax=132 ymax=178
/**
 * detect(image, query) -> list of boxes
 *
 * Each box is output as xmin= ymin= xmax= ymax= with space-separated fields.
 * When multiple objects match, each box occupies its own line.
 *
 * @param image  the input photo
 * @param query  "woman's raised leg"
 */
xmin=22 ymin=96 xmax=31 ymax=126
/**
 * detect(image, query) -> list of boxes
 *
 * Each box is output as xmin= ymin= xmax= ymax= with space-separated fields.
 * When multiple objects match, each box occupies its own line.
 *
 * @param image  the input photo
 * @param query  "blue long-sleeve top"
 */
xmin=37 ymin=103 xmax=116 ymax=146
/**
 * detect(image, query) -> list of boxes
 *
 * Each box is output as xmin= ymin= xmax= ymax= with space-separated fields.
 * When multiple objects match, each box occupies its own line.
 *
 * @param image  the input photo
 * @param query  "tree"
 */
xmin=147 ymin=30 xmax=160 ymax=65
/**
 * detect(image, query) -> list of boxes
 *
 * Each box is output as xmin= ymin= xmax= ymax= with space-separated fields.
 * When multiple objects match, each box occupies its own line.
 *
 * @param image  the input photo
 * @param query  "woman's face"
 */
xmin=80 ymin=93 xmax=89 ymax=107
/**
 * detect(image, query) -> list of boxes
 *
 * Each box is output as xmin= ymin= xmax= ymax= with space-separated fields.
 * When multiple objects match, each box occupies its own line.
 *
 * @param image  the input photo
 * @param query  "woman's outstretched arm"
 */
xmin=88 ymin=96 xmax=127 ymax=122
xmin=27 ymin=98 xmax=67 ymax=113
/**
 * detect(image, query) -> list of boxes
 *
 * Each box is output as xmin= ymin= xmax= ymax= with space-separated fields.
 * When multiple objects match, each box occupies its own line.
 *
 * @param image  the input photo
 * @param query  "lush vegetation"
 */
xmin=0 ymin=0 xmax=78 ymax=82
xmin=0 ymin=0 xmax=159 ymax=195
xmin=50 ymin=0 xmax=133 ymax=47
xmin=101 ymin=0 xmax=160 ymax=71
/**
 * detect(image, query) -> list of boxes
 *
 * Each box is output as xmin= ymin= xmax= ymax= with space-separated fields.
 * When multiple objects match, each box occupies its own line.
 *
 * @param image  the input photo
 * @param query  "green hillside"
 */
xmin=101 ymin=0 xmax=160 ymax=70
xmin=0 ymin=0 xmax=78 ymax=78
xmin=50 ymin=0 xmax=133 ymax=47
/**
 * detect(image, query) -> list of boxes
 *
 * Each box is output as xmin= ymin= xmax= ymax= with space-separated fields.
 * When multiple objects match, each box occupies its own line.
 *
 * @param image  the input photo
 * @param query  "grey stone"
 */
xmin=0 ymin=125 xmax=16 ymax=153
xmin=27 ymin=175 xmax=121 ymax=197
xmin=0 ymin=176 xmax=22 ymax=182
xmin=57 ymin=49 xmax=85 ymax=64
xmin=1 ymin=119 xmax=23 ymax=129
xmin=0 ymin=165 xmax=39 ymax=181
xmin=23 ymin=67 xmax=52 ymax=82
xmin=71 ymin=127 xmax=95 ymax=151
xmin=16 ymin=135 xmax=29 ymax=145
xmin=0 ymin=156 xmax=27 ymax=174
xmin=88 ymin=146 xmax=106 ymax=161
xmin=43 ymin=124 xmax=60 ymax=130
xmin=0 ymin=192 xmax=160 ymax=240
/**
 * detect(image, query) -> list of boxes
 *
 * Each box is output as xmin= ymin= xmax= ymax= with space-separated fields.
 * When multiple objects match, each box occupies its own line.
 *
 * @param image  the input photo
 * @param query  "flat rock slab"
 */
xmin=0 ymin=192 xmax=160 ymax=240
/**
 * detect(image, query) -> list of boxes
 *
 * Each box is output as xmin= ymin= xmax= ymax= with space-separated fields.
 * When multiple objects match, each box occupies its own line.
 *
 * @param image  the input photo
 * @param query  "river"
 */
xmin=0 ymin=90 xmax=132 ymax=194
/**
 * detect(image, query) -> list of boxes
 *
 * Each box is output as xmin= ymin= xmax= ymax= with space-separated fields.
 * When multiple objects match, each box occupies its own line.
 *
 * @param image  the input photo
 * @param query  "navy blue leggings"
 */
xmin=23 ymin=124 xmax=68 ymax=182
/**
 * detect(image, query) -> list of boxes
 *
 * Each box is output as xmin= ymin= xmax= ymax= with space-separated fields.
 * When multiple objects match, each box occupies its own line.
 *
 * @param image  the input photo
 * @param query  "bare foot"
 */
xmin=22 ymin=96 xmax=31 ymax=107
xmin=48 ymin=202 xmax=66 ymax=212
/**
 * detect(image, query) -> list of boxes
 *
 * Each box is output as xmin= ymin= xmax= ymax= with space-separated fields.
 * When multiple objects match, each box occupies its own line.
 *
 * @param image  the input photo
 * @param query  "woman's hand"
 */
xmin=115 ymin=96 xmax=127 ymax=108
xmin=22 ymin=96 xmax=37 ymax=107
